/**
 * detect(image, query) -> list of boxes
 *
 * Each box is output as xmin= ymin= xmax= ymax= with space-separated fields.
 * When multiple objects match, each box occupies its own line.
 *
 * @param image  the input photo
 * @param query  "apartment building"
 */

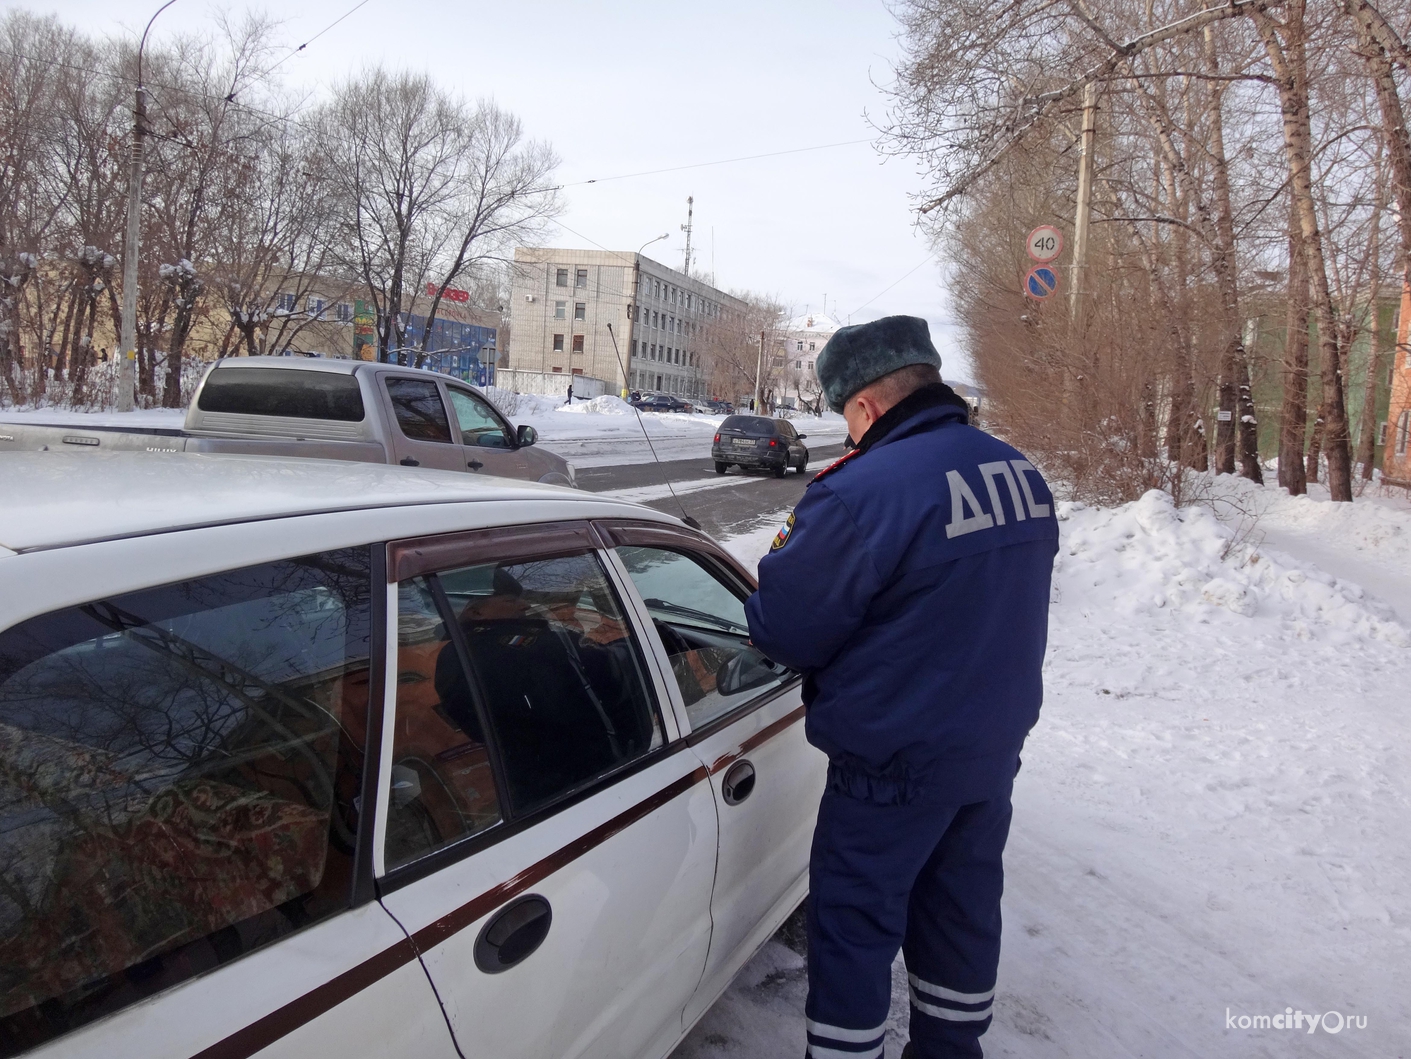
xmin=508 ymin=247 xmax=745 ymax=397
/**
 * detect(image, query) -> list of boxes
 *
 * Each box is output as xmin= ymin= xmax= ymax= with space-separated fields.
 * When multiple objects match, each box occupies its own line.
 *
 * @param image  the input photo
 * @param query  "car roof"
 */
xmin=0 ymin=452 xmax=669 ymax=553
xmin=208 ymin=355 xmax=361 ymax=375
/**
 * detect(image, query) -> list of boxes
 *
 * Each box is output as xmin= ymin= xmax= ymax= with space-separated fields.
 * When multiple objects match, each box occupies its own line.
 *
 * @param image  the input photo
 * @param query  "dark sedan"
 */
xmin=712 ymin=415 xmax=809 ymax=477
xmin=632 ymin=394 xmax=694 ymax=413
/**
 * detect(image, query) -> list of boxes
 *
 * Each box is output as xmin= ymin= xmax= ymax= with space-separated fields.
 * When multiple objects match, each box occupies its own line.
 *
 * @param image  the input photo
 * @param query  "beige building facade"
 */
xmin=508 ymin=248 xmax=745 ymax=398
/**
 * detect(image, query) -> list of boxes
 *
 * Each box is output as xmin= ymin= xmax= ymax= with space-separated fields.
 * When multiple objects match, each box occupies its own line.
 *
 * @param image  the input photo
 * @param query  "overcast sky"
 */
xmin=39 ymin=0 xmax=972 ymax=382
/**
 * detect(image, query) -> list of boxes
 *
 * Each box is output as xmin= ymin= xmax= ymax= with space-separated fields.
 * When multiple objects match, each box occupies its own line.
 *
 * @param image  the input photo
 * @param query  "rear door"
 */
xmin=0 ymin=544 xmax=457 ymax=1059
xmin=597 ymin=522 xmax=827 ymax=1027
xmin=375 ymin=523 xmax=718 ymax=1059
xmin=380 ymin=375 xmax=465 ymax=472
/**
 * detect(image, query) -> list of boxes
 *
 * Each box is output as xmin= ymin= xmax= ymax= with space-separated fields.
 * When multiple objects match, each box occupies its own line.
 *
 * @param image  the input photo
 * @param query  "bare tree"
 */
xmin=319 ymin=69 xmax=463 ymax=360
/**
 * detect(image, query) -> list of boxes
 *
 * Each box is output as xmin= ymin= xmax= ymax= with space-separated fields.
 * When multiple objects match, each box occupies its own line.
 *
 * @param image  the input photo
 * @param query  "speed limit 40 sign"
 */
xmin=1026 ymin=225 xmax=1064 ymax=263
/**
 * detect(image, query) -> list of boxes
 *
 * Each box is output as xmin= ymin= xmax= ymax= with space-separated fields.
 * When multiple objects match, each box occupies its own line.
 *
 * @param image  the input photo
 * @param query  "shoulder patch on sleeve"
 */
xmin=810 ymin=447 xmax=860 ymax=484
xmin=770 ymin=512 xmax=796 ymax=551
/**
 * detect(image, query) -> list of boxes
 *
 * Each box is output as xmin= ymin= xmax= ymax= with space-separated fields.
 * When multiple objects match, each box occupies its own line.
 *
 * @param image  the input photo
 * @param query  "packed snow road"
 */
xmin=673 ymin=480 xmax=1410 ymax=1059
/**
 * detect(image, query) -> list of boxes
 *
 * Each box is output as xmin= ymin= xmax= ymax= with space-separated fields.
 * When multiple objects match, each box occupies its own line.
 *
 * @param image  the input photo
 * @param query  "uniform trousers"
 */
xmin=803 ymin=782 xmax=1013 ymax=1059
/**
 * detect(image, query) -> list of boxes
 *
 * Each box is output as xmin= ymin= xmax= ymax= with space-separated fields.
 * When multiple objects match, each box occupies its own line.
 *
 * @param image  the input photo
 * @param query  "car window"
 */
xmin=721 ymin=415 xmax=773 ymax=436
xmin=386 ymin=377 xmax=452 ymax=443
xmin=446 ymin=388 xmax=510 ymax=449
xmin=0 ymin=550 xmax=372 ymax=1051
xmin=615 ymin=547 xmax=794 ymax=729
xmin=198 ymin=367 xmax=365 ymax=421
xmin=776 ymin=420 xmax=795 ymax=438
xmin=384 ymin=577 xmax=503 ymax=871
xmin=386 ymin=552 xmax=661 ymax=866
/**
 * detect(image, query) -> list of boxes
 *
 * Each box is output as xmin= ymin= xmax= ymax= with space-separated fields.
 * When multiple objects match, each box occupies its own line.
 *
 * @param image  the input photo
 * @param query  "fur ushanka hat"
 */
xmin=815 ymin=315 xmax=942 ymax=413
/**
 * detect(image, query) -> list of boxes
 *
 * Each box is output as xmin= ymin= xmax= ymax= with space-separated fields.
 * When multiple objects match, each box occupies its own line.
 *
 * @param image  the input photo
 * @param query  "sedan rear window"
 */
xmin=197 ymin=367 xmax=365 ymax=421
xmin=720 ymin=415 xmax=774 ymax=436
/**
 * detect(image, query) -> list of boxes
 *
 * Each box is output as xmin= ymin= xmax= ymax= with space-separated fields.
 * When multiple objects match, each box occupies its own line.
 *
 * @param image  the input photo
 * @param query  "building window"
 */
xmin=1379 ymin=420 xmax=1389 ymax=446
xmin=552 ymin=365 xmax=563 ymax=372
xmin=556 ymin=268 xmax=569 ymax=287
xmin=654 ymin=281 xmax=661 ymax=298
xmin=572 ymin=335 xmax=585 ymax=353
xmin=308 ymin=298 xmax=325 ymax=318
xmin=809 ymin=342 xmax=816 ymax=352
xmin=334 ymin=303 xmax=353 ymax=323
xmin=796 ymin=341 xmax=804 ymax=351
xmin=1398 ymin=411 xmax=1411 ymax=456
xmin=275 ymin=292 xmax=296 ymax=313
xmin=631 ymin=340 xmax=638 ymax=356
xmin=554 ymin=301 xmax=566 ymax=320
xmin=553 ymin=334 xmax=565 ymax=352
xmin=575 ymin=269 xmax=588 ymax=288
xmin=574 ymin=302 xmax=586 ymax=321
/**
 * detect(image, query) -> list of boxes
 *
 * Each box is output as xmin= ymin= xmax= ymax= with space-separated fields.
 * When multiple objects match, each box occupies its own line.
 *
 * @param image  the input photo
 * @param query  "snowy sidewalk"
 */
xmin=678 ymin=489 xmax=1411 ymax=1058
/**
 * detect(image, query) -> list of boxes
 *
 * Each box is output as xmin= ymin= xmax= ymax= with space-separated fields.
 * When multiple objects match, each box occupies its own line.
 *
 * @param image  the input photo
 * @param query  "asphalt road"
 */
xmin=578 ymin=443 xmax=848 ymax=541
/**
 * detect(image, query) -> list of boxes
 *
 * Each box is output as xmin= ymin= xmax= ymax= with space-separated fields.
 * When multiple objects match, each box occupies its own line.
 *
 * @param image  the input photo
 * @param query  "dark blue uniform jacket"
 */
xmin=745 ymin=386 xmax=1059 ymax=806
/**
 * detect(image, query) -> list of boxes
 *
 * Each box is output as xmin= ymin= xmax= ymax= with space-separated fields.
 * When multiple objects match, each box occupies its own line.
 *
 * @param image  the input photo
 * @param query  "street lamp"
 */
xmin=626 ymin=235 xmax=669 ymax=395
xmin=117 ymin=0 xmax=181 ymax=412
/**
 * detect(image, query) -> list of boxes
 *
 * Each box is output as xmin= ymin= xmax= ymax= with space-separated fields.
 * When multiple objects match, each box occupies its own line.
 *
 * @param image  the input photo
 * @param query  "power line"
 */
xmin=559 ymin=139 xmax=874 ymax=187
xmin=850 ymin=256 xmax=934 ymax=316
xmin=266 ymin=0 xmax=376 ymax=74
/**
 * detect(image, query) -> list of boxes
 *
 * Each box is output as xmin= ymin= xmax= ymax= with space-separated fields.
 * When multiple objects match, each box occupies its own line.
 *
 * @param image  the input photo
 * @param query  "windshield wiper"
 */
xmin=642 ymin=598 xmax=749 ymax=635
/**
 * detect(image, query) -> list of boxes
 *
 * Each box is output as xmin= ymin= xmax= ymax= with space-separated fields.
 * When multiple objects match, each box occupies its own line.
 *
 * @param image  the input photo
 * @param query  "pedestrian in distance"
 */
xmin=565 ymin=383 xmax=574 ymax=405
xmin=745 ymin=315 xmax=1058 ymax=1059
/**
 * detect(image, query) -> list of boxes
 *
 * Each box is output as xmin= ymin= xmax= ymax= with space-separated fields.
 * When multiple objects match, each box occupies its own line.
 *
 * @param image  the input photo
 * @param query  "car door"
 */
xmin=380 ymin=375 xmax=465 ymax=472
xmin=596 ymin=521 xmax=827 ymax=1028
xmin=0 ymin=543 xmax=458 ymax=1059
xmin=374 ymin=522 xmax=718 ymax=1059
xmin=443 ymin=384 xmax=535 ymax=480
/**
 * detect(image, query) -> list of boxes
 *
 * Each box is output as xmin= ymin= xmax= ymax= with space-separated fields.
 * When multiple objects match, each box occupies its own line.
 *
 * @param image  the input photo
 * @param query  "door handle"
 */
xmin=467 ymin=459 xmax=484 ymax=471
xmin=722 ymin=759 xmax=756 ymax=806
xmin=399 ymin=457 xmax=420 ymax=467
xmin=475 ymin=894 xmax=552 ymax=974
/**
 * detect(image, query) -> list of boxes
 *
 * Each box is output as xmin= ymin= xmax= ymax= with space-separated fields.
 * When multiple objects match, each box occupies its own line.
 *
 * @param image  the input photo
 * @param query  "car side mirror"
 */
xmin=517 ymin=424 xmax=537 ymax=447
xmin=797 ymin=433 xmax=807 ymax=440
xmin=716 ymin=649 xmax=784 ymax=695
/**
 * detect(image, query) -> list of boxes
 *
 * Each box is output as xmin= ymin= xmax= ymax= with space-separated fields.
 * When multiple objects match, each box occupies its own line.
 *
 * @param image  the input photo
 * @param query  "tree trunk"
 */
xmin=1306 ymin=412 xmax=1324 ymax=482
xmin=1280 ymin=208 xmax=1310 ymax=495
xmin=1237 ymin=356 xmax=1263 ymax=482
xmin=1258 ymin=4 xmax=1355 ymax=500
xmin=1356 ymin=298 xmax=1386 ymax=478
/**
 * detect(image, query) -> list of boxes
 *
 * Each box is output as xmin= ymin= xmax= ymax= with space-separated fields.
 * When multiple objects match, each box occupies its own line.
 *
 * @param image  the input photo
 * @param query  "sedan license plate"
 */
xmin=731 ymin=438 xmax=754 ymax=449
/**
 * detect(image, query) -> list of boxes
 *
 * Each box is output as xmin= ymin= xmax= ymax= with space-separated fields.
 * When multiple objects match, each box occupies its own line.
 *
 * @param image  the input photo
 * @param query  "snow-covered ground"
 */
xmin=0 ymin=390 xmax=851 ymax=468
xmin=683 ymin=480 xmax=1411 ymax=1058
xmin=485 ymin=389 xmax=849 ymax=467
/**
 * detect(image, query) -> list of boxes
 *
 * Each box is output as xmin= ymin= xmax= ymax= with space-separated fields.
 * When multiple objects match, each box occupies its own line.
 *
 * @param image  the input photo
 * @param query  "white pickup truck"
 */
xmin=0 ymin=357 xmax=577 ymax=487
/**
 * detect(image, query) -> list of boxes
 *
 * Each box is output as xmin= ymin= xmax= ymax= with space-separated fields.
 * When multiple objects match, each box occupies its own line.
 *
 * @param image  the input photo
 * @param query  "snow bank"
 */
xmin=1058 ymin=489 xmax=1408 ymax=647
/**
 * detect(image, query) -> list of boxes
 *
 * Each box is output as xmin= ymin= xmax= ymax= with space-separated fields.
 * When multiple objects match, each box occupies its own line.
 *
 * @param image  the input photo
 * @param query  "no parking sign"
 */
xmin=1025 ymin=267 xmax=1059 ymax=299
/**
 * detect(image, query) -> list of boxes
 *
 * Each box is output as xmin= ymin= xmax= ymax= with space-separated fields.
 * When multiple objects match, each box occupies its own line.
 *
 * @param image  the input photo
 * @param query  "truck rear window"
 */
xmin=198 ymin=368 xmax=365 ymax=421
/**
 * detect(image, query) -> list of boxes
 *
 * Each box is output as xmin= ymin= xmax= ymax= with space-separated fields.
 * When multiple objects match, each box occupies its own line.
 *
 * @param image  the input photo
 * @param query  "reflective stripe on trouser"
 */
xmin=805 ymin=1018 xmax=886 ymax=1058
xmin=806 ymin=783 xmax=1013 ymax=1059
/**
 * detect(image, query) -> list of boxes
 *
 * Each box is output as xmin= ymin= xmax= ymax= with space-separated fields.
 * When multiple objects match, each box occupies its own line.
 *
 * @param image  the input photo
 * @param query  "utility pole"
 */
xmin=1068 ymin=81 xmax=1098 ymax=342
xmin=117 ymin=91 xmax=147 ymax=412
xmin=118 ymin=0 xmax=180 ymax=412
xmin=755 ymin=330 xmax=766 ymax=412
xmin=681 ymin=196 xmax=694 ymax=277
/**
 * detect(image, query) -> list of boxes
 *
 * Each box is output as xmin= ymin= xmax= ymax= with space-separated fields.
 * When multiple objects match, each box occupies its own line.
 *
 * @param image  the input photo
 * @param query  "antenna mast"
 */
xmin=681 ymin=196 xmax=694 ymax=276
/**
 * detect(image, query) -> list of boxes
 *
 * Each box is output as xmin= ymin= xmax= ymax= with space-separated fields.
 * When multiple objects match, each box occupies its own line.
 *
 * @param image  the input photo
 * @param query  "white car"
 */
xmin=0 ymin=453 xmax=825 ymax=1059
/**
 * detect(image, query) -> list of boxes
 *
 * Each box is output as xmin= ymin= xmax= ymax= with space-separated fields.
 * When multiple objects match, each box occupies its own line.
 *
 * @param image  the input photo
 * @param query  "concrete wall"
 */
xmin=495 ymin=369 xmax=612 ymax=398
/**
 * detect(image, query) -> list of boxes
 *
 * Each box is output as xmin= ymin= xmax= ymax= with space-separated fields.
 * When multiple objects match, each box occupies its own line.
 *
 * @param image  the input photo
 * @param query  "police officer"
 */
xmin=744 ymin=316 xmax=1058 ymax=1059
